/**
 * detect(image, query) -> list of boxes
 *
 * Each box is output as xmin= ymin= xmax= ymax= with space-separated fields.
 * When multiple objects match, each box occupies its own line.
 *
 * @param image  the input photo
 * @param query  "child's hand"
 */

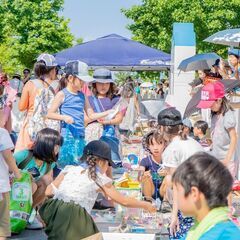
xmin=158 ymin=168 xmax=167 ymax=177
xmin=143 ymin=201 xmax=156 ymax=213
xmin=63 ymin=115 xmax=74 ymax=124
xmin=142 ymin=170 xmax=152 ymax=180
xmin=169 ymin=214 xmax=180 ymax=237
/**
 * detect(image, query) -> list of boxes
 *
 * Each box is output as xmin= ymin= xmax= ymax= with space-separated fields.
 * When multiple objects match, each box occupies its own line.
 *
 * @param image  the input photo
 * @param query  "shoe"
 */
xmin=93 ymin=201 xmax=114 ymax=211
xmin=160 ymin=201 xmax=172 ymax=213
xmin=26 ymin=216 xmax=44 ymax=230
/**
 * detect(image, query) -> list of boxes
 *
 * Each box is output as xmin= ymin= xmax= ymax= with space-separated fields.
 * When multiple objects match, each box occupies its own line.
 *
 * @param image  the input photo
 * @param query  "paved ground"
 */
xmin=11 ymin=229 xmax=169 ymax=240
xmin=11 ymin=220 xmax=170 ymax=239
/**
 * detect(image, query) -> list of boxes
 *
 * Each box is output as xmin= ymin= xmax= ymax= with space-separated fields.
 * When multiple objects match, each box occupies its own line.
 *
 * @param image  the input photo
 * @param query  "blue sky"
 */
xmin=62 ymin=0 xmax=141 ymax=42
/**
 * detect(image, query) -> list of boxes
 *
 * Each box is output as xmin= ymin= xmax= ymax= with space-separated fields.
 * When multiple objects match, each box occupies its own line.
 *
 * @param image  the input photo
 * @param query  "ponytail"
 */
xmin=85 ymin=155 xmax=106 ymax=193
xmin=59 ymin=75 xmax=68 ymax=90
xmin=86 ymin=155 xmax=98 ymax=181
xmin=162 ymin=124 xmax=187 ymax=141
xmin=34 ymin=60 xmax=55 ymax=81
xmin=177 ymin=125 xmax=187 ymax=140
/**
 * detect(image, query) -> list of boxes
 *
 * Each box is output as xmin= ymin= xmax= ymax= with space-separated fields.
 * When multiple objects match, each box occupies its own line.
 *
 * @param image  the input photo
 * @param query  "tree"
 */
xmin=75 ymin=37 xmax=84 ymax=45
xmin=0 ymin=0 xmax=74 ymax=69
xmin=123 ymin=0 xmax=240 ymax=56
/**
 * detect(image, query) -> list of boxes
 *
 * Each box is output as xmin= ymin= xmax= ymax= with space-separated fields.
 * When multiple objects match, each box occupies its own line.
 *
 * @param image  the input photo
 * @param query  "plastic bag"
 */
xmin=10 ymin=171 xmax=33 ymax=234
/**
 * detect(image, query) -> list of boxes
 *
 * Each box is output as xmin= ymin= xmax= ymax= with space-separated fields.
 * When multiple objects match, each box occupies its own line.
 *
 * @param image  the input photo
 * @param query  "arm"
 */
xmin=134 ymin=94 xmax=140 ymax=116
xmin=102 ymin=184 xmax=155 ymax=212
xmin=168 ymin=167 xmax=180 ymax=236
xmin=18 ymin=81 xmax=31 ymax=111
xmin=230 ymin=102 xmax=240 ymax=109
xmin=45 ymin=173 xmax=64 ymax=197
xmin=2 ymin=149 xmax=21 ymax=179
xmin=98 ymin=111 xmax=124 ymax=125
xmin=223 ymin=127 xmax=237 ymax=166
xmin=47 ymin=91 xmax=71 ymax=122
xmin=84 ymin=96 xmax=111 ymax=121
xmin=84 ymin=110 xmax=92 ymax=126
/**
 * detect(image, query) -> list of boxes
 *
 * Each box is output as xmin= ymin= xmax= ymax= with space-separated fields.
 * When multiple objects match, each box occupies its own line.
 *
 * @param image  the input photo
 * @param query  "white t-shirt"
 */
xmin=0 ymin=128 xmax=14 ymax=193
xmin=162 ymin=136 xmax=204 ymax=168
xmin=53 ymin=166 xmax=112 ymax=213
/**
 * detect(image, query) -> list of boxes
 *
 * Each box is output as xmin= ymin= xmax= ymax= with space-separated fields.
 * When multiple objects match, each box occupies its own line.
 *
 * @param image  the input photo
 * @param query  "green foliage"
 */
xmin=0 ymin=0 xmax=74 ymax=73
xmin=75 ymin=37 xmax=84 ymax=45
xmin=123 ymin=0 xmax=240 ymax=56
xmin=114 ymin=72 xmax=137 ymax=85
xmin=114 ymin=71 xmax=168 ymax=85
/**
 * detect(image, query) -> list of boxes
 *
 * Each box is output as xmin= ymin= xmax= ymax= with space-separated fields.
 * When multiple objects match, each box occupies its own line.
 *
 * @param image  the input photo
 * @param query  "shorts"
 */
xmin=0 ymin=192 xmax=11 ymax=237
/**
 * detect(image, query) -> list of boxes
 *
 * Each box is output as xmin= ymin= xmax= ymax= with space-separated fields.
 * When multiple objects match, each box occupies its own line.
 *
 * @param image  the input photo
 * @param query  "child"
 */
xmin=39 ymin=140 xmax=155 ymax=240
xmin=140 ymin=130 xmax=167 ymax=200
xmin=182 ymin=118 xmax=192 ymax=137
xmin=86 ymin=68 xmax=124 ymax=163
xmin=173 ymin=152 xmax=240 ymax=240
xmin=0 ymin=128 xmax=21 ymax=240
xmin=193 ymin=120 xmax=210 ymax=150
xmin=14 ymin=128 xmax=62 ymax=205
xmin=47 ymin=61 xmax=113 ymax=168
xmin=15 ymin=53 xmax=59 ymax=152
xmin=197 ymin=81 xmax=237 ymax=177
xmin=158 ymin=107 xmax=204 ymax=239
xmin=0 ymin=73 xmax=17 ymax=132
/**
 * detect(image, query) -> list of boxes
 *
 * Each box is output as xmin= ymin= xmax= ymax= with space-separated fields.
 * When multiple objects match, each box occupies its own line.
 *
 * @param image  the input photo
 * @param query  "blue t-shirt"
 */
xmin=181 ymin=221 xmax=240 ymax=240
xmin=60 ymin=88 xmax=85 ymax=137
xmin=140 ymin=155 xmax=163 ymax=182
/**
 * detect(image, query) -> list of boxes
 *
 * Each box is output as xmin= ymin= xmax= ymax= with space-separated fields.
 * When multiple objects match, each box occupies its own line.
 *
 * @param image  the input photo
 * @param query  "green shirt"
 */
xmin=14 ymin=150 xmax=55 ymax=181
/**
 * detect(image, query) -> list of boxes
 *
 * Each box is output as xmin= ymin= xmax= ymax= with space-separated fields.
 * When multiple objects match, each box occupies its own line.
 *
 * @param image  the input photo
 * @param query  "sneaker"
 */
xmin=26 ymin=216 xmax=44 ymax=230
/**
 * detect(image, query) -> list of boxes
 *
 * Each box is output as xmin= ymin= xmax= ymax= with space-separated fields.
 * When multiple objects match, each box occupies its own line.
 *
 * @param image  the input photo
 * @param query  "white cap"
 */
xmin=37 ymin=53 xmax=58 ymax=67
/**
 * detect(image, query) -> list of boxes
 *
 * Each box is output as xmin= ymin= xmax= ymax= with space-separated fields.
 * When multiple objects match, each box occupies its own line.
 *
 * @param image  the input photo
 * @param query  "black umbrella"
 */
xmin=184 ymin=79 xmax=240 ymax=118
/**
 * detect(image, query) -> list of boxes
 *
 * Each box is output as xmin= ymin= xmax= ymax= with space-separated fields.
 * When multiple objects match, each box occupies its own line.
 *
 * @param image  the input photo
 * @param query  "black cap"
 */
xmin=80 ymin=140 xmax=116 ymax=167
xmin=158 ymin=107 xmax=182 ymax=126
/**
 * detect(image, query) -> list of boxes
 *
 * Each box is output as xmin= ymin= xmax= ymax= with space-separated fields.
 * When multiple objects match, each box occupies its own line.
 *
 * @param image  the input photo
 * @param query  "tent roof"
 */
xmin=55 ymin=34 xmax=171 ymax=70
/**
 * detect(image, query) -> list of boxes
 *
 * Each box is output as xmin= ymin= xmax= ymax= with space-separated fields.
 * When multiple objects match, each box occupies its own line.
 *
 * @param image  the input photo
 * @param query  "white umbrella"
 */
xmin=140 ymin=82 xmax=153 ymax=88
xmin=204 ymin=28 xmax=240 ymax=47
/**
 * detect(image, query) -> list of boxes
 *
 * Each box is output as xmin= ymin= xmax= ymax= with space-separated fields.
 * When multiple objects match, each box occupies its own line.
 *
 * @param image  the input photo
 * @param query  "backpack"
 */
xmin=28 ymin=80 xmax=60 ymax=141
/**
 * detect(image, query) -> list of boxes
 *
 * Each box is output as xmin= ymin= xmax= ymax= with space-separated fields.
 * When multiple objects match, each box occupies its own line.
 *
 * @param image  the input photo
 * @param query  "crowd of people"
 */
xmin=0 ymin=51 xmax=240 ymax=240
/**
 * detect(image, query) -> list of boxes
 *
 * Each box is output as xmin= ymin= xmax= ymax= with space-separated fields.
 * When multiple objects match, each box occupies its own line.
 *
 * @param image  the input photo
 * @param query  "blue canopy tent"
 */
xmin=55 ymin=34 xmax=171 ymax=71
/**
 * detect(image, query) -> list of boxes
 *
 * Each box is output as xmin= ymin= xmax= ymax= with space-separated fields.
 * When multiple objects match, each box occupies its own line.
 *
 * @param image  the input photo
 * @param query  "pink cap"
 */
xmin=197 ymin=81 xmax=225 ymax=109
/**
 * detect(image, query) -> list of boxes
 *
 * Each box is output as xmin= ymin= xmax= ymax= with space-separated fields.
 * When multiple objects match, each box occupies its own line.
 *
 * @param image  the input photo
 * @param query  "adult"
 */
xmin=9 ymin=73 xmax=25 ymax=144
xmin=9 ymin=73 xmax=24 ymax=96
xmin=23 ymin=68 xmax=31 ymax=85
xmin=15 ymin=54 xmax=59 ymax=152
xmin=156 ymin=83 xmax=165 ymax=99
xmin=0 ymin=73 xmax=16 ymax=132
xmin=14 ymin=128 xmax=62 ymax=229
xmin=119 ymin=80 xmax=140 ymax=134
xmin=227 ymin=49 xmax=240 ymax=80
